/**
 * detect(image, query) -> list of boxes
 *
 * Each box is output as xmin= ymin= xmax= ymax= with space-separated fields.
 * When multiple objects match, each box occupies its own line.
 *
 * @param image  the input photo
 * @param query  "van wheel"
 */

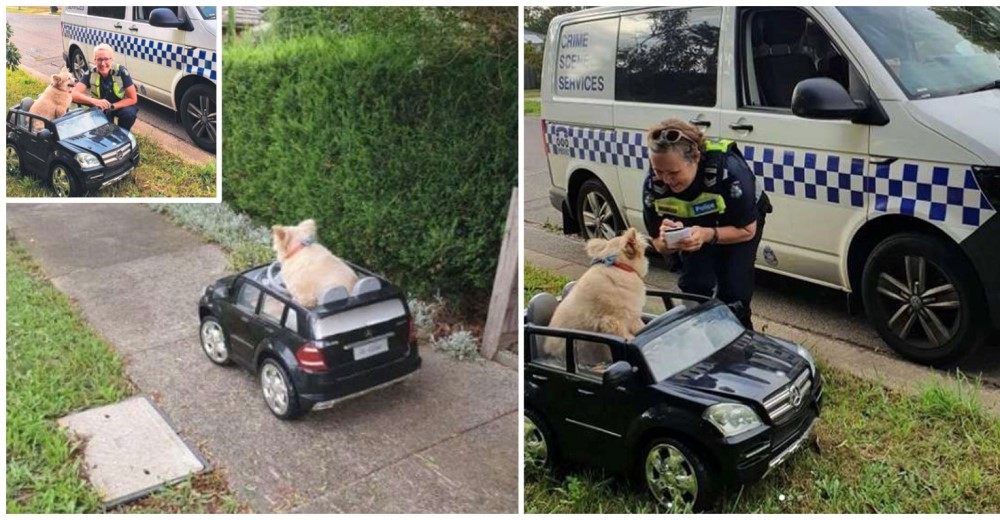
xmin=49 ymin=163 xmax=84 ymax=197
xmin=576 ymin=178 xmax=624 ymax=240
xmin=6 ymin=144 xmax=22 ymax=176
xmin=861 ymin=233 xmax=987 ymax=366
xmin=259 ymin=358 xmax=303 ymax=420
xmin=639 ymin=437 xmax=715 ymax=512
xmin=70 ymin=47 xmax=88 ymax=81
xmin=524 ymin=408 xmax=556 ymax=471
xmin=180 ymin=83 xmax=216 ymax=152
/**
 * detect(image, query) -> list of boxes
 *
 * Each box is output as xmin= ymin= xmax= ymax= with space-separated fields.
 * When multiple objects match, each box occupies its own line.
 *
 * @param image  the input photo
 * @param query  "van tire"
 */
xmin=179 ymin=83 xmax=216 ymax=152
xmin=576 ymin=178 xmax=625 ymax=240
xmin=861 ymin=233 xmax=987 ymax=366
xmin=70 ymin=47 xmax=88 ymax=81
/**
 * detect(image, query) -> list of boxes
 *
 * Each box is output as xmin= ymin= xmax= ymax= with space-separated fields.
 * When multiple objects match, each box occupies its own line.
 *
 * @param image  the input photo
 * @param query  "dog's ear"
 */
xmin=298 ymin=219 xmax=317 ymax=238
xmin=272 ymin=225 xmax=287 ymax=243
xmin=51 ymin=73 xmax=61 ymax=85
xmin=622 ymin=228 xmax=640 ymax=259
xmin=585 ymin=238 xmax=608 ymax=257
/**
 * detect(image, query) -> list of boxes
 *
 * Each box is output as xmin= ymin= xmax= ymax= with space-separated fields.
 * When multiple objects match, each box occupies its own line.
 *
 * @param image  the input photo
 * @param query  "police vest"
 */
xmin=89 ymin=65 xmax=126 ymax=100
xmin=651 ymin=138 xmax=762 ymax=220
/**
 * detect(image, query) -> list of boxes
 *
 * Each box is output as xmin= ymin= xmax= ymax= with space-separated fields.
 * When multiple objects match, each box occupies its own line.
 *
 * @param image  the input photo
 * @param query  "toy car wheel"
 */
xmin=576 ymin=178 xmax=624 ymax=240
xmin=70 ymin=47 xmax=88 ymax=81
xmin=861 ymin=232 xmax=987 ymax=366
xmin=199 ymin=316 xmax=232 ymax=366
xmin=6 ymin=144 xmax=21 ymax=176
xmin=259 ymin=358 xmax=303 ymax=420
xmin=524 ymin=408 xmax=555 ymax=471
xmin=48 ymin=163 xmax=84 ymax=198
xmin=180 ymin=83 xmax=216 ymax=152
xmin=640 ymin=437 xmax=715 ymax=512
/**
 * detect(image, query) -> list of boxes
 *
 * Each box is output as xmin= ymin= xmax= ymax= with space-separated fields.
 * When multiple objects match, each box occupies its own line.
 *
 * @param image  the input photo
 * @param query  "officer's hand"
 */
xmin=659 ymin=219 xmax=682 ymax=237
xmin=92 ymin=98 xmax=112 ymax=110
xmin=676 ymin=226 xmax=709 ymax=252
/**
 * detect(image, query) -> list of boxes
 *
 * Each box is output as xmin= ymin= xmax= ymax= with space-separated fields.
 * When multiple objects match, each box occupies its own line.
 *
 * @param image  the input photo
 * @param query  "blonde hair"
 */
xmin=646 ymin=118 xmax=705 ymax=162
xmin=92 ymin=43 xmax=115 ymax=61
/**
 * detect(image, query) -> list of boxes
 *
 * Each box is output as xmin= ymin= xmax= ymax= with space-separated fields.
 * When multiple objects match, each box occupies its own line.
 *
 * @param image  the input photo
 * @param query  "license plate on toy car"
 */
xmin=352 ymin=337 xmax=389 ymax=361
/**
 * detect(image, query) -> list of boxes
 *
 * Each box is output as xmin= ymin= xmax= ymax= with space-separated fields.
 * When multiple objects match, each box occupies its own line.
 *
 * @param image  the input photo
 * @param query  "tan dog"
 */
xmin=28 ymin=67 xmax=75 ymax=130
xmin=272 ymin=219 xmax=359 ymax=308
xmin=546 ymin=228 xmax=650 ymax=372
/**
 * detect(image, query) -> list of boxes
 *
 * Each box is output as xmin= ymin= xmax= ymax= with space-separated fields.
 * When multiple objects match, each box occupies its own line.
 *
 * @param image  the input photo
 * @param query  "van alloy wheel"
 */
xmin=261 ymin=363 xmax=290 ymax=415
xmin=524 ymin=415 xmax=548 ymax=469
xmin=645 ymin=443 xmax=698 ymax=510
xmin=186 ymin=94 xmax=215 ymax=143
xmin=71 ymin=48 xmax=88 ymax=80
xmin=582 ymin=191 xmax=616 ymax=239
xmin=875 ymin=254 xmax=960 ymax=349
xmin=50 ymin=165 xmax=72 ymax=197
xmin=199 ymin=319 xmax=229 ymax=364
xmin=6 ymin=145 xmax=20 ymax=174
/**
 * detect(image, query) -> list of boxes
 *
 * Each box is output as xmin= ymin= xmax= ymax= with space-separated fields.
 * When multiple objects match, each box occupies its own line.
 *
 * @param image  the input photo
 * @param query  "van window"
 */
xmin=554 ymin=17 xmax=619 ymax=100
xmin=615 ymin=7 xmax=723 ymax=106
xmin=134 ymin=7 xmax=180 ymax=22
xmin=840 ymin=6 xmax=1000 ymax=100
xmin=88 ymin=7 xmax=126 ymax=20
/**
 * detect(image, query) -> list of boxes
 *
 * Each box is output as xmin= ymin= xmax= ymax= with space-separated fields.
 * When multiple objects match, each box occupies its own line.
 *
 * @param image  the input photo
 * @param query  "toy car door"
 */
xmin=20 ymin=116 xmax=54 ymax=174
xmin=222 ymin=279 xmax=263 ymax=365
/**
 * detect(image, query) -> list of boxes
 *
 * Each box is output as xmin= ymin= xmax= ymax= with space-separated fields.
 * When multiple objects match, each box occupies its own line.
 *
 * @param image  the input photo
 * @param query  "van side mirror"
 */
xmin=603 ymin=361 xmax=633 ymax=387
xmin=149 ymin=8 xmax=193 ymax=31
xmin=791 ymin=78 xmax=867 ymax=120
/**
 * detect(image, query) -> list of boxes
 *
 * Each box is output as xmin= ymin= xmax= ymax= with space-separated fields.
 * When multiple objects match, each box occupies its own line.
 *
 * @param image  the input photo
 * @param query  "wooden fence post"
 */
xmin=482 ymin=187 xmax=518 ymax=360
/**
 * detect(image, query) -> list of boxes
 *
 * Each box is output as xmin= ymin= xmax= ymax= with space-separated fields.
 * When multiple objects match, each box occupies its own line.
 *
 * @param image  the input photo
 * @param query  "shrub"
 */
xmin=7 ymin=22 xmax=21 ymax=71
xmin=223 ymin=23 xmax=517 ymax=313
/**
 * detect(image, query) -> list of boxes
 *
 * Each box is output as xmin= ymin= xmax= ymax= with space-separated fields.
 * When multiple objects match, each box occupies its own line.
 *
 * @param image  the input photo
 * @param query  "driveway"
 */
xmin=6 ymin=11 xmax=212 ymax=156
xmin=524 ymin=115 xmax=1000 ymax=384
xmin=6 ymin=203 xmax=518 ymax=513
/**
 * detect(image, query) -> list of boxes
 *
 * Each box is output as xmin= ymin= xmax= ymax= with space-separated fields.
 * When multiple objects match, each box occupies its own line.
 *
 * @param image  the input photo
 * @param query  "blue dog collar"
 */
xmin=591 ymin=254 xmax=618 ymax=267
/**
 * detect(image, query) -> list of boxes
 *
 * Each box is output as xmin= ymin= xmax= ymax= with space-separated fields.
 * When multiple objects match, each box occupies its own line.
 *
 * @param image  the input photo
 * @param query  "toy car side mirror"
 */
xmin=603 ymin=361 xmax=633 ymax=387
xmin=36 ymin=129 xmax=52 ymax=139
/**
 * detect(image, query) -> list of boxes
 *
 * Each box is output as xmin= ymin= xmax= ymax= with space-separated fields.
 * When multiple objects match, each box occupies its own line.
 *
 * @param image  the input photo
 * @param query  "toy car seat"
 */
xmin=351 ymin=276 xmax=381 ymax=297
xmin=525 ymin=292 xmax=558 ymax=327
xmin=560 ymin=281 xmax=576 ymax=300
xmin=17 ymin=97 xmax=34 ymax=129
xmin=318 ymin=286 xmax=349 ymax=305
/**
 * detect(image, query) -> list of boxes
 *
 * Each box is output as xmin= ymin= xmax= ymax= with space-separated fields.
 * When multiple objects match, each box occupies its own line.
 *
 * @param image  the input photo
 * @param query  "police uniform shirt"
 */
xmin=642 ymin=151 xmax=758 ymax=238
xmin=80 ymin=65 xmax=134 ymax=104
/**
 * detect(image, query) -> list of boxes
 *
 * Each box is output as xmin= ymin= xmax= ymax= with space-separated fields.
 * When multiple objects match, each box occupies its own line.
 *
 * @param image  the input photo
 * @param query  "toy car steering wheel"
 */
xmin=264 ymin=261 xmax=290 ymax=296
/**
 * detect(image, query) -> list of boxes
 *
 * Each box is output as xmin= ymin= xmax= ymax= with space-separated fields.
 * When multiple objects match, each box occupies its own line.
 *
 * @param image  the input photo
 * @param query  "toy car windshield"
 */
xmin=639 ymin=302 xmax=747 ymax=381
xmin=54 ymin=109 xmax=110 ymax=138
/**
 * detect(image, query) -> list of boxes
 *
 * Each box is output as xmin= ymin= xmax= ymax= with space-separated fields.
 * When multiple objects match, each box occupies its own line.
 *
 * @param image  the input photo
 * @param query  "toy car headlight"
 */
xmin=704 ymin=403 xmax=762 ymax=437
xmin=128 ymin=131 xmax=136 ymax=149
xmin=75 ymin=153 xmax=101 ymax=168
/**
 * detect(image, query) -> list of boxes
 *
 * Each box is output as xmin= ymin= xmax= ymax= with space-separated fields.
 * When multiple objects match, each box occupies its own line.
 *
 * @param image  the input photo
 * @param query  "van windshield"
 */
xmin=198 ymin=7 xmax=216 ymax=20
xmin=640 ymin=304 xmax=745 ymax=382
xmin=840 ymin=7 xmax=1000 ymax=100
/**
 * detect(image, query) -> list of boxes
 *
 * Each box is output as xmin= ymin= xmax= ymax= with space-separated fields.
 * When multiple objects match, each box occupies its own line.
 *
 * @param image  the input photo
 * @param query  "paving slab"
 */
xmin=57 ymin=396 xmax=207 ymax=508
xmin=6 ymin=204 xmax=208 ymax=278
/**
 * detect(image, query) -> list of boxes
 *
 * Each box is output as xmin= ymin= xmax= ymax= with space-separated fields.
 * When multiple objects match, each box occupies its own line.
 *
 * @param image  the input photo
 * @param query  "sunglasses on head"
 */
xmin=650 ymin=128 xmax=695 ymax=145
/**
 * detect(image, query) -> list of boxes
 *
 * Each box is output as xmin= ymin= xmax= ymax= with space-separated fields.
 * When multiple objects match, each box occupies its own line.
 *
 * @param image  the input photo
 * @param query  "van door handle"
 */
xmin=729 ymin=123 xmax=754 ymax=132
xmin=869 ymin=156 xmax=897 ymax=166
xmin=689 ymin=119 xmax=711 ymax=128
xmin=531 ymin=374 xmax=549 ymax=382
xmin=577 ymin=388 xmax=595 ymax=396
xmin=114 ymin=23 xmax=123 ymax=29
xmin=129 ymin=25 xmax=139 ymax=32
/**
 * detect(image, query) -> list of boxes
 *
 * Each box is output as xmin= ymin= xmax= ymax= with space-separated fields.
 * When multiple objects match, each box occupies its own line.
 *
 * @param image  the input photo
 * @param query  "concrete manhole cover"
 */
xmin=57 ymin=396 xmax=207 ymax=508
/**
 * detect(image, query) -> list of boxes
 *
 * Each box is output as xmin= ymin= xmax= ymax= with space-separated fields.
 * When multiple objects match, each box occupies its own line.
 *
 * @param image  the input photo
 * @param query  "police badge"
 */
xmin=730 ymin=181 xmax=743 ymax=199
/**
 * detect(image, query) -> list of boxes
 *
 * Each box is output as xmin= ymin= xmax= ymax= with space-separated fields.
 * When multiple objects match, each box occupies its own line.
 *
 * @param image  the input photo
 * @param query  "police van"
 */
xmin=62 ymin=6 xmax=217 ymax=151
xmin=541 ymin=6 xmax=1000 ymax=365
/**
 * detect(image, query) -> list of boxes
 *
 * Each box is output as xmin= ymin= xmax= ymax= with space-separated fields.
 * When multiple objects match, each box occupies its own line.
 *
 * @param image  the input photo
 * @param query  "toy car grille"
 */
xmin=763 ymin=369 xmax=812 ymax=423
xmin=101 ymin=143 xmax=132 ymax=166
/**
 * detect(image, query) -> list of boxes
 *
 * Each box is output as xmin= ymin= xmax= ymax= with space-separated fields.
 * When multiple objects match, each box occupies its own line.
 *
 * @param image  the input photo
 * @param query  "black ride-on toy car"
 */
xmin=6 ymin=98 xmax=140 ymax=197
xmin=524 ymin=285 xmax=823 ymax=511
xmin=198 ymin=261 xmax=421 ymax=420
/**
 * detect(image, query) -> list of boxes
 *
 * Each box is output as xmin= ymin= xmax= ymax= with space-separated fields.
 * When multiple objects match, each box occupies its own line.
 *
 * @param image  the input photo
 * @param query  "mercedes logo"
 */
xmin=789 ymin=385 xmax=803 ymax=408
xmin=115 ymin=148 xmax=125 ymax=161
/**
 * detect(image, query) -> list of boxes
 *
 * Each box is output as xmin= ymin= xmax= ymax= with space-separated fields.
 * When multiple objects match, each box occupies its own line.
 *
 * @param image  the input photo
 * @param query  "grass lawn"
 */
xmin=524 ymin=88 xmax=540 ymax=116
xmin=6 ymin=6 xmax=58 ymax=15
xmin=524 ymin=263 xmax=1000 ymax=513
xmin=5 ymin=68 xmax=215 ymax=198
xmin=6 ymin=234 xmax=248 ymax=513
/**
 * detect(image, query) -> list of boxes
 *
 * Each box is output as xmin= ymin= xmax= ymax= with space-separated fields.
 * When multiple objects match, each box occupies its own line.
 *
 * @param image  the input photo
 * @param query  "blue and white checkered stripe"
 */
xmin=63 ymin=24 xmax=217 ymax=82
xmin=545 ymin=124 xmax=995 ymax=229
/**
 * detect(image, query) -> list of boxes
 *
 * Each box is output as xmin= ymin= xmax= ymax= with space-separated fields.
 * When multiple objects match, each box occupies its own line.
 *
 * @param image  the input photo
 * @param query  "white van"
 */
xmin=541 ymin=6 xmax=1000 ymax=364
xmin=62 ymin=6 xmax=217 ymax=151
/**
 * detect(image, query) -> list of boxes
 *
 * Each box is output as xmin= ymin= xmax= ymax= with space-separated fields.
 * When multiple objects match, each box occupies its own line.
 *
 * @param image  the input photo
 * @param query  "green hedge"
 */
xmin=223 ymin=32 xmax=517 ymax=311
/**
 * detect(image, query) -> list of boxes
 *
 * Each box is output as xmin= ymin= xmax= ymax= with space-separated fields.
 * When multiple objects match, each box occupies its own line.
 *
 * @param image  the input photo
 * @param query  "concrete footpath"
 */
xmin=6 ymin=204 xmax=518 ymax=513
xmin=526 ymin=226 xmax=1000 ymax=415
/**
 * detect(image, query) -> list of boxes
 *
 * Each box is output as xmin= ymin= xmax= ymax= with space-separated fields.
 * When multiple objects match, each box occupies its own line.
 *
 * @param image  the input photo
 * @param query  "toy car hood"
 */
xmin=655 ymin=333 xmax=809 ymax=405
xmin=61 ymin=124 xmax=131 ymax=156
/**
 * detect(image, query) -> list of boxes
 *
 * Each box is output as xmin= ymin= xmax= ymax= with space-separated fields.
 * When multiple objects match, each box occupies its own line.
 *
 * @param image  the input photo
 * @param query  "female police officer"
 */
xmin=642 ymin=118 xmax=771 ymax=329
